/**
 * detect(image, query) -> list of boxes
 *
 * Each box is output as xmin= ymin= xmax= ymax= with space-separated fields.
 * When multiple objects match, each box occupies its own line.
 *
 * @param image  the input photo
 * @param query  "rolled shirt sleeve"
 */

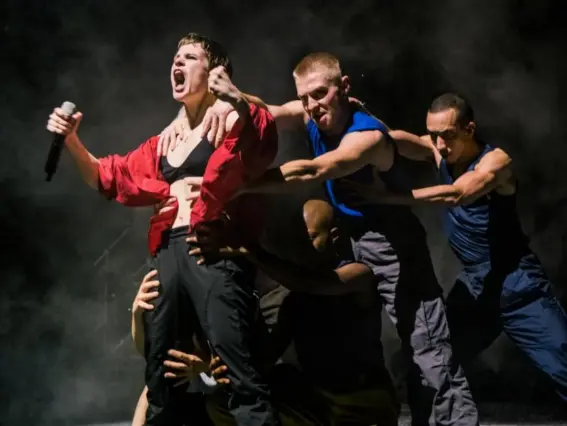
xmin=97 ymin=136 xmax=170 ymax=206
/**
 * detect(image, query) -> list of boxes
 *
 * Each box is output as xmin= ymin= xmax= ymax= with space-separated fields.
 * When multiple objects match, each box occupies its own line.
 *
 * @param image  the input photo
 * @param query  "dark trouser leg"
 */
xmin=501 ymin=273 xmax=567 ymax=401
xmin=181 ymin=253 xmax=279 ymax=426
xmin=445 ymin=279 xmax=502 ymax=362
xmin=376 ymin=249 xmax=478 ymax=426
xmin=143 ymin=241 xmax=196 ymax=426
xmin=178 ymin=393 xmax=213 ymax=426
xmin=206 ymin=365 xmax=325 ymax=426
xmin=270 ymin=364 xmax=327 ymax=426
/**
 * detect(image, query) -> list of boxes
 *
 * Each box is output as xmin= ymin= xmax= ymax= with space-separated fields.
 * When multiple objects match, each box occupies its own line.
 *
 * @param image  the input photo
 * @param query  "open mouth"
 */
xmin=173 ymin=69 xmax=185 ymax=89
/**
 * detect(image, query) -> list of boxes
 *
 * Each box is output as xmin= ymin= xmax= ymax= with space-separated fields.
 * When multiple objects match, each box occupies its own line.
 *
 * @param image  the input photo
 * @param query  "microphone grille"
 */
xmin=61 ymin=101 xmax=77 ymax=115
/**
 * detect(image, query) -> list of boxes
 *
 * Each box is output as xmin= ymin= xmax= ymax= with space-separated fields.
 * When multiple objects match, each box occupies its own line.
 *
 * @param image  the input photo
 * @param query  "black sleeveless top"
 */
xmin=439 ymin=143 xmax=529 ymax=269
xmin=160 ymin=138 xmax=215 ymax=184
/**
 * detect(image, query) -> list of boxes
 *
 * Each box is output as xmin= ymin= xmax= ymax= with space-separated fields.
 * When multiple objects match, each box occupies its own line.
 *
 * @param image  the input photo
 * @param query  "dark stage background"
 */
xmin=1 ymin=0 xmax=566 ymax=424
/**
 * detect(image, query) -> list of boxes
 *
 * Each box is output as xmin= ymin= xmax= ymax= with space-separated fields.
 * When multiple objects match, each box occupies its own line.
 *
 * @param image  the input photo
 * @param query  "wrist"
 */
xmin=132 ymin=307 xmax=143 ymax=319
xmin=65 ymin=132 xmax=79 ymax=146
xmin=231 ymin=94 xmax=250 ymax=121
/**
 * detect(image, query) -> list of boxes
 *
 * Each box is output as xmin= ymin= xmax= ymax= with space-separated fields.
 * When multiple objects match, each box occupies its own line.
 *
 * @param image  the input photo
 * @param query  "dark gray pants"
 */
xmin=353 ymin=230 xmax=479 ymax=426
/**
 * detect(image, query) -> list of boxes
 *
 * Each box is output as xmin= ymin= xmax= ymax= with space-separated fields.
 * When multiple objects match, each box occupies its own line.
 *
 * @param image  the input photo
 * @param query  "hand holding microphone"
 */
xmin=45 ymin=101 xmax=81 ymax=181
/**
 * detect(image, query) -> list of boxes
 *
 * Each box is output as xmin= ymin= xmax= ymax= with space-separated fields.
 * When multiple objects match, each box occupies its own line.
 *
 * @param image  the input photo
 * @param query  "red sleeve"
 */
xmin=97 ymin=136 xmax=170 ymax=207
xmin=190 ymin=103 xmax=278 ymax=229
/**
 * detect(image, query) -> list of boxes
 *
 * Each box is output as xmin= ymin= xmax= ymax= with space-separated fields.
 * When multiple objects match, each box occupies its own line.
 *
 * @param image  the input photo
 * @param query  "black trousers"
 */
xmin=143 ymin=227 xmax=279 ymax=426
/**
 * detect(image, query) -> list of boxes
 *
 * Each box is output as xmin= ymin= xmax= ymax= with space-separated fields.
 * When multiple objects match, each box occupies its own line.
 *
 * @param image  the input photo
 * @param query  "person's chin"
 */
xmin=172 ymin=90 xmax=188 ymax=102
xmin=316 ymin=118 xmax=332 ymax=131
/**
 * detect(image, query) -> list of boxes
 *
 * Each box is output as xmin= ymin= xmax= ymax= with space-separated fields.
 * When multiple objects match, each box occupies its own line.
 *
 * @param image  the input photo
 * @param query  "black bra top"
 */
xmin=160 ymin=137 xmax=215 ymax=184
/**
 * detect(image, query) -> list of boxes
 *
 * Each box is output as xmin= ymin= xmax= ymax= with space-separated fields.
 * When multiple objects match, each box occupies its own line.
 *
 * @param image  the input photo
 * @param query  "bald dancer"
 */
xmin=190 ymin=199 xmax=400 ymax=426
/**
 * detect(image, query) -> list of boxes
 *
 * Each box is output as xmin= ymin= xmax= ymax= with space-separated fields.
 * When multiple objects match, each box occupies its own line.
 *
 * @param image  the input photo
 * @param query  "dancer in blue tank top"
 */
xmin=166 ymin=54 xmax=480 ymax=426
xmin=348 ymin=92 xmax=567 ymax=403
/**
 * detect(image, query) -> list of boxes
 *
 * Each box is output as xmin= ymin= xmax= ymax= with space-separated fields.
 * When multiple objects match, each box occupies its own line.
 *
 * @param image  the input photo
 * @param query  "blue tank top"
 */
xmin=307 ymin=110 xmax=385 ymax=217
xmin=439 ymin=143 xmax=529 ymax=270
xmin=307 ymin=109 xmax=425 ymax=241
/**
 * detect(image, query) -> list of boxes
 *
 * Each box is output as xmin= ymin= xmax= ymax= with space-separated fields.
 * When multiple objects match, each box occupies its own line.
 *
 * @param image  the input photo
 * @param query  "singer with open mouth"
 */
xmin=45 ymin=33 xmax=279 ymax=426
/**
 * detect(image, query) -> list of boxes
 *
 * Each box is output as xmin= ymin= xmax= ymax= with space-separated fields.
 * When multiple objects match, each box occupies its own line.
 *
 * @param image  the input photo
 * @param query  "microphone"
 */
xmin=45 ymin=101 xmax=77 ymax=182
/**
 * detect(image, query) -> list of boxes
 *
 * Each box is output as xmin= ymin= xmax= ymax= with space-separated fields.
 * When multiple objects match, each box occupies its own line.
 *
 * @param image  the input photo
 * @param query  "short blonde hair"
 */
xmin=293 ymin=52 xmax=342 ymax=83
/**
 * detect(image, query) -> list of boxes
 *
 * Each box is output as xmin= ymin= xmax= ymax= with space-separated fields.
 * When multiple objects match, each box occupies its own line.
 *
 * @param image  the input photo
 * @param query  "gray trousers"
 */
xmin=353 ymin=230 xmax=479 ymax=426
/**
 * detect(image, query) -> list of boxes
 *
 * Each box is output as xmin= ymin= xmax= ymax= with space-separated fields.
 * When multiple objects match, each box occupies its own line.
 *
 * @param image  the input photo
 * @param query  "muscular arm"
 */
xmin=374 ymin=148 xmax=513 ymax=206
xmin=244 ymin=130 xmax=387 ymax=194
xmin=243 ymin=94 xmax=306 ymax=132
xmin=247 ymin=247 xmax=374 ymax=295
xmin=389 ymin=131 xmax=437 ymax=163
xmin=64 ymin=134 xmax=100 ymax=189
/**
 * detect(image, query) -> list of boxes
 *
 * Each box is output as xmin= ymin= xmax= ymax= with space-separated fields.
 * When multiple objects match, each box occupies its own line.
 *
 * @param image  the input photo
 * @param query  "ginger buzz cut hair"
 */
xmin=177 ymin=33 xmax=233 ymax=77
xmin=293 ymin=52 xmax=342 ymax=83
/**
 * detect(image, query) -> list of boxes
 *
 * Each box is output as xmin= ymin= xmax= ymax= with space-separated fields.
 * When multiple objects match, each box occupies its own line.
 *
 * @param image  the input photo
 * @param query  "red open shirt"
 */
xmin=97 ymin=103 xmax=278 ymax=255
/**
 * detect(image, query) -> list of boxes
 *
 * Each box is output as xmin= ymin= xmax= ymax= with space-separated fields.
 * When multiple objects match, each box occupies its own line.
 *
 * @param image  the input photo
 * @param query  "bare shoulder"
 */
xmin=490 ymin=147 xmax=512 ymax=161
xmin=476 ymin=147 xmax=515 ymax=191
xmin=477 ymin=147 xmax=512 ymax=172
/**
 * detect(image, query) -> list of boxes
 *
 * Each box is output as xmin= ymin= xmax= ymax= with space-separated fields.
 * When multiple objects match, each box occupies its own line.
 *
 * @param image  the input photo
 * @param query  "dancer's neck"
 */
xmin=183 ymin=92 xmax=216 ymax=129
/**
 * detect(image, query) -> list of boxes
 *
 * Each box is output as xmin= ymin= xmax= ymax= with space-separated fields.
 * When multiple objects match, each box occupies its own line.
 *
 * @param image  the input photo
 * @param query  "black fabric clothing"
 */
xmin=160 ymin=138 xmax=215 ymax=184
xmin=143 ymin=226 xmax=278 ymax=426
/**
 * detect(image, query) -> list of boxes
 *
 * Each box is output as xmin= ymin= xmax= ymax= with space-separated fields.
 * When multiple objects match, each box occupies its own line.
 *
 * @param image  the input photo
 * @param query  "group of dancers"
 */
xmin=46 ymin=32 xmax=567 ymax=426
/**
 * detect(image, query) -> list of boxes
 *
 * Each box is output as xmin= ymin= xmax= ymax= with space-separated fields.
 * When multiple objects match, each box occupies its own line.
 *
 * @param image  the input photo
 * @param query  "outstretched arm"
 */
xmin=186 ymin=236 xmax=374 ymax=295
xmin=243 ymin=130 xmax=388 ymax=194
xmin=243 ymin=96 xmax=307 ymax=132
xmin=249 ymin=248 xmax=374 ymax=295
xmin=410 ymin=148 xmax=512 ymax=205
xmin=389 ymin=131 xmax=438 ymax=163
xmin=47 ymin=106 xmax=166 ymax=206
xmin=350 ymin=148 xmax=512 ymax=207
